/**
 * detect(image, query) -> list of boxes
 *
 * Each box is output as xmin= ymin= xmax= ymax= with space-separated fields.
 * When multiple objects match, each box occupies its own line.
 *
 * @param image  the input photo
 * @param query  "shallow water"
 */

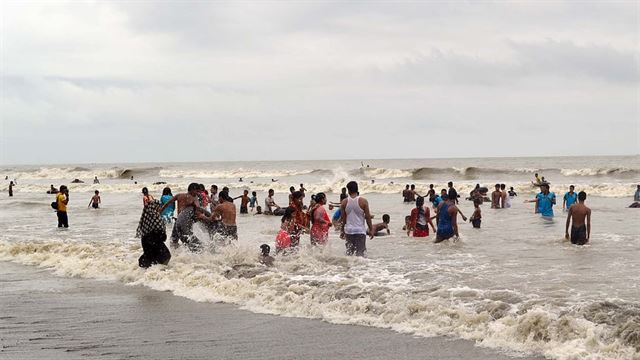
xmin=1 ymin=156 xmax=639 ymax=359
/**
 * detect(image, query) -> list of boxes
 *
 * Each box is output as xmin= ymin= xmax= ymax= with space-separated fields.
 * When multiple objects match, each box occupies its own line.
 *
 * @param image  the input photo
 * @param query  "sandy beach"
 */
xmin=1 ymin=261 xmax=543 ymax=360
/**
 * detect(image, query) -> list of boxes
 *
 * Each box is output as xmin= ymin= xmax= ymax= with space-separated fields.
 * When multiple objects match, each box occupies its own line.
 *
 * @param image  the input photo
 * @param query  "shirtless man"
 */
xmin=264 ymin=189 xmax=280 ymax=215
xmin=402 ymin=185 xmax=411 ymax=202
xmin=491 ymin=184 xmax=502 ymax=209
xmin=160 ymin=183 xmax=209 ymax=246
xmin=204 ymin=191 xmax=238 ymax=241
xmin=88 ymin=190 xmax=101 ymax=209
xmin=234 ymin=189 xmax=250 ymax=214
xmin=447 ymin=182 xmax=459 ymax=205
xmin=565 ymin=191 xmax=591 ymax=245
xmin=434 ymin=194 xmax=467 ymax=243
xmin=426 ymin=184 xmax=436 ymax=203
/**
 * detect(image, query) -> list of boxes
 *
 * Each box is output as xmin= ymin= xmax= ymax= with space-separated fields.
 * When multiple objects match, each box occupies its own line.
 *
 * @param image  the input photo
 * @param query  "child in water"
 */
xmin=470 ymin=200 xmax=482 ymax=228
xmin=259 ymin=244 xmax=274 ymax=267
xmin=373 ymin=214 xmax=391 ymax=236
xmin=275 ymin=207 xmax=302 ymax=254
xmin=249 ymin=191 xmax=258 ymax=212
xmin=160 ymin=187 xmax=175 ymax=224
xmin=88 ymin=190 xmax=101 ymax=209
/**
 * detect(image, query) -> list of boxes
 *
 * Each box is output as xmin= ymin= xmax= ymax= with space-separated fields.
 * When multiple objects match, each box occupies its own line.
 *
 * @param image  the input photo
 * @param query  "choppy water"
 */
xmin=1 ymin=156 xmax=639 ymax=359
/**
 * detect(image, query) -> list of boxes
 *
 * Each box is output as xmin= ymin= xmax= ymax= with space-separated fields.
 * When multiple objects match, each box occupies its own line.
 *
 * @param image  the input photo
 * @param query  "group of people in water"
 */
xmin=8 ymin=170 xmax=639 ymax=268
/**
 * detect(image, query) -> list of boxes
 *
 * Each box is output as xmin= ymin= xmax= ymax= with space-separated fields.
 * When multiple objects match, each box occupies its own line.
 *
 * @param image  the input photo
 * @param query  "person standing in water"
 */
xmin=408 ymin=196 xmax=435 ymax=238
xmin=491 ymin=184 xmax=502 ymax=209
xmin=563 ymin=185 xmax=577 ymax=211
xmin=565 ymin=191 xmax=591 ymax=245
xmin=159 ymin=183 xmax=208 ymax=247
xmin=634 ymin=185 xmax=640 ymax=202
xmin=447 ymin=181 xmax=459 ymax=205
xmin=8 ymin=181 xmax=14 ymax=197
xmin=525 ymin=183 xmax=556 ymax=217
xmin=309 ymin=193 xmax=331 ymax=245
xmin=160 ymin=187 xmax=175 ymax=224
xmin=88 ymin=190 xmax=101 ymax=209
xmin=435 ymin=194 xmax=466 ymax=243
xmin=93 ymin=176 xmax=100 ymax=184
xmin=56 ymin=185 xmax=69 ymax=228
xmin=470 ymin=199 xmax=482 ymax=228
xmin=339 ymin=181 xmax=374 ymax=257
xmin=500 ymin=184 xmax=510 ymax=208
xmin=142 ymin=187 xmax=154 ymax=206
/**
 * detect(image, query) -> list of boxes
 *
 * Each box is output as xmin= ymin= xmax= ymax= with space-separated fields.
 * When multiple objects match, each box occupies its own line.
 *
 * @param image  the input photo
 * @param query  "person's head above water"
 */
xmin=448 ymin=181 xmax=454 ymax=187
xmin=569 ymin=185 xmax=575 ymax=191
xmin=289 ymin=186 xmax=295 ymax=193
xmin=260 ymin=244 xmax=271 ymax=256
xmin=268 ymin=189 xmax=274 ymax=196
xmin=410 ymin=184 xmax=415 ymax=190
xmin=281 ymin=206 xmax=294 ymax=223
xmin=142 ymin=187 xmax=149 ymax=195
xmin=95 ymin=190 xmax=99 ymax=195
xmin=162 ymin=187 xmax=172 ymax=196
xmin=405 ymin=184 xmax=410 ymax=189
xmin=187 ymin=183 xmax=199 ymax=195
xmin=500 ymin=184 xmax=506 ymax=190
xmin=540 ymin=183 xmax=550 ymax=193
xmin=219 ymin=191 xmax=233 ymax=203
xmin=382 ymin=214 xmax=390 ymax=224
xmin=346 ymin=181 xmax=358 ymax=195
xmin=429 ymin=184 xmax=434 ymax=189
xmin=440 ymin=189 xmax=447 ymax=196
xmin=578 ymin=191 xmax=587 ymax=201
xmin=495 ymin=184 xmax=500 ymax=189
xmin=252 ymin=191 xmax=257 ymax=196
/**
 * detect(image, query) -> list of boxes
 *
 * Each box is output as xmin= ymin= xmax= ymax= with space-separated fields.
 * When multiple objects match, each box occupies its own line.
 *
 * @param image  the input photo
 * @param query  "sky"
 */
xmin=1 ymin=1 xmax=638 ymax=165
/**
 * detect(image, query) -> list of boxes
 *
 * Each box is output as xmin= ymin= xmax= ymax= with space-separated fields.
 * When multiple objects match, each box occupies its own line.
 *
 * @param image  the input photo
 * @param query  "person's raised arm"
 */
xmin=362 ymin=198 xmax=374 ymax=239
xmin=565 ymin=207 xmax=572 ymax=239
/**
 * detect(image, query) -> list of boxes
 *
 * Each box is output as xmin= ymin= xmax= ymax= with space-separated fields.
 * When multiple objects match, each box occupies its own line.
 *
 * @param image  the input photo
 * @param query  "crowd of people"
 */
xmin=8 ymin=171 xmax=637 ymax=269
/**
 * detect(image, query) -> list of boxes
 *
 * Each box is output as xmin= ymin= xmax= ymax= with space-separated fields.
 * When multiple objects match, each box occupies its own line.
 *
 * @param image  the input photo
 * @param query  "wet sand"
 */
xmin=1 ymin=261 xmax=542 ymax=360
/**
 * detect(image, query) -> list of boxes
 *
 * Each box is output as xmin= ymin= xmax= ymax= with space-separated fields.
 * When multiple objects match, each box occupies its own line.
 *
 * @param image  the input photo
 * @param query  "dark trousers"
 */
xmin=57 ymin=211 xmax=69 ymax=228
xmin=345 ymin=233 xmax=366 ymax=257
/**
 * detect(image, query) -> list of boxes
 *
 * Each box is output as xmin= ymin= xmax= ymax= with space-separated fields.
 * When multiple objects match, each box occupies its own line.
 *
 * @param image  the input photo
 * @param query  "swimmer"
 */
xmin=491 ymin=184 xmax=502 ymax=209
xmin=88 ymin=190 xmax=101 ymax=209
xmin=255 ymin=205 xmax=262 ymax=215
xmin=565 ymin=191 xmax=591 ymax=245
xmin=508 ymin=187 xmax=517 ymax=197
xmin=93 ymin=176 xmax=100 ymax=184
xmin=373 ymin=214 xmax=391 ymax=236
xmin=259 ymin=244 xmax=274 ymax=267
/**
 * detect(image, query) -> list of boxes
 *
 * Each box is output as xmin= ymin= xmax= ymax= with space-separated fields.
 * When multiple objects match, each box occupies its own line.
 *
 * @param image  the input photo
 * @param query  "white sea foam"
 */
xmin=1 ymin=240 xmax=638 ymax=360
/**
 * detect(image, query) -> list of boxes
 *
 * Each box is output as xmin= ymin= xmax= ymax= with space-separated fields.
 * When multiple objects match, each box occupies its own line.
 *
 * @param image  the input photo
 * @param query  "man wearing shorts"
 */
xmin=339 ymin=181 xmax=374 ymax=257
xmin=565 ymin=191 xmax=591 ymax=245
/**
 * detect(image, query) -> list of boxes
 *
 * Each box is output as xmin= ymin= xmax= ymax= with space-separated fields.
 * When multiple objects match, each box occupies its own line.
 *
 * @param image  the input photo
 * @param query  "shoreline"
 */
xmin=1 ymin=261 xmax=543 ymax=360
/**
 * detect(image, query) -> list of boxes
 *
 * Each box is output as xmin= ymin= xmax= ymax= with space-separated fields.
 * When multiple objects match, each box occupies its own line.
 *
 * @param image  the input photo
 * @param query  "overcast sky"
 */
xmin=1 ymin=1 xmax=638 ymax=165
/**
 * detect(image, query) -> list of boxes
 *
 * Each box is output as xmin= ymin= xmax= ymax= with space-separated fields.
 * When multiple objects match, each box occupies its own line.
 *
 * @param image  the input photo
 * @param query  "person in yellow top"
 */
xmin=56 ymin=185 xmax=69 ymax=228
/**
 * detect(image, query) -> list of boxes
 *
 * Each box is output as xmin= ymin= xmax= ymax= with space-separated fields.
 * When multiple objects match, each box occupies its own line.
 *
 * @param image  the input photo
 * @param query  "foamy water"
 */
xmin=1 ymin=156 xmax=639 ymax=359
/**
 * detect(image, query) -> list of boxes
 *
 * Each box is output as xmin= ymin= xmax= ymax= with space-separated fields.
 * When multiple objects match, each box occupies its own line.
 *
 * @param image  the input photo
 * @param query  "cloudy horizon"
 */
xmin=1 ymin=1 xmax=638 ymax=165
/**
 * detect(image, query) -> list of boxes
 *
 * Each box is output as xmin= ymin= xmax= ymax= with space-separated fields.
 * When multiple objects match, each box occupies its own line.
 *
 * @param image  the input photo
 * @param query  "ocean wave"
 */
xmin=2 ymin=180 xmax=636 ymax=198
xmin=4 ymin=166 xmax=161 ymax=180
xmin=158 ymin=168 xmax=318 ymax=179
xmin=0 ymin=240 xmax=637 ymax=360
xmin=560 ymin=167 xmax=637 ymax=177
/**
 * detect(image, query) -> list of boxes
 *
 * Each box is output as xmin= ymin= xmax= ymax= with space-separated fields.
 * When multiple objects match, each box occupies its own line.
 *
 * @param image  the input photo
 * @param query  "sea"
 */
xmin=1 ymin=155 xmax=639 ymax=360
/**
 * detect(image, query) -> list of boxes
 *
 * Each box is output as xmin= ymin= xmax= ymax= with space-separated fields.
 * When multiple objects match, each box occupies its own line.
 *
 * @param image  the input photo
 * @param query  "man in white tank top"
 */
xmin=338 ymin=181 xmax=374 ymax=257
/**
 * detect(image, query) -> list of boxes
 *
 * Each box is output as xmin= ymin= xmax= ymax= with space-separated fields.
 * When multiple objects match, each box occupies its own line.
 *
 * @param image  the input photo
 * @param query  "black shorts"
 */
xmin=240 ymin=206 xmax=248 ymax=214
xmin=57 ymin=211 xmax=69 ymax=228
xmin=472 ymin=219 xmax=481 ymax=228
xmin=571 ymin=225 xmax=588 ymax=245
xmin=92 ymin=203 xmax=99 ymax=209
xmin=345 ymin=233 xmax=366 ymax=257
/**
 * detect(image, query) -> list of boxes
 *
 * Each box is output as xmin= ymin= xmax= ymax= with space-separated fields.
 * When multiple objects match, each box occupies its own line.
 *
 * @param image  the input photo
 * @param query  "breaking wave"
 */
xmin=1 ymin=240 xmax=637 ymax=360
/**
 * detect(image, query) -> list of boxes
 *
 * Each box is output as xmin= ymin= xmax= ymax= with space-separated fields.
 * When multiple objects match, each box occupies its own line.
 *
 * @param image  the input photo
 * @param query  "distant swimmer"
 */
xmin=136 ymin=200 xmax=171 ymax=268
xmin=470 ymin=199 xmax=482 ymax=228
xmin=8 ymin=181 xmax=14 ymax=197
xmin=491 ymin=184 xmax=502 ymax=209
xmin=299 ymin=183 xmax=307 ymax=194
xmin=434 ymin=194 xmax=467 ymax=243
xmin=373 ymin=214 xmax=391 ymax=236
xmin=508 ymin=187 xmax=517 ymax=197
xmin=271 ymin=178 xmax=278 ymax=182
xmin=635 ymin=185 xmax=640 ymax=202
xmin=339 ymin=181 xmax=374 ymax=257
xmin=47 ymin=184 xmax=59 ymax=194
xmin=153 ymin=181 xmax=167 ymax=185
xmin=371 ymin=179 xmax=375 ymax=184
xmin=239 ymin=177 xmax=243 ymax=182
xmin=565 ymin=191 xmax=591 ymax=245
xmin=93 ymin=176 xmax=100 ymax=184
xmin=408 ymin=197 xmax=435 ymax=238
xmin=71 ymin=178 xmax=84 ymax=183
xmin=142 ymin=187 xmax=155 ymax=206
xmin=56 ymin=185 xmax=69 ymax=228
xmin=88 ymin=190 xmax=101 ymax=209
xmin=534 ymin=173 xmax=542 ymax=184
xmin=563 ymin=185 xmax=577 ymax=211
xmin=259 ymin=244 xmax=274 ymax=267
xmin=525 ymin=183 xmax=556 ymax=217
